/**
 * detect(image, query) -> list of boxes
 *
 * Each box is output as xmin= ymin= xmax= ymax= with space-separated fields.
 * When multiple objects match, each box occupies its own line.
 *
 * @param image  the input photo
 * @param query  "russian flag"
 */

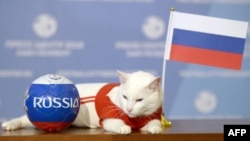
xmin=164 ymin=11 xmax=248 ymax=70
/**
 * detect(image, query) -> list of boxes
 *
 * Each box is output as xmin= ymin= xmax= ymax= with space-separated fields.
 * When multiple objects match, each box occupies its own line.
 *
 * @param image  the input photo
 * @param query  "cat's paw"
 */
xmin=118 ymin=125 xmax=131 ymax=134
xmin=141 ymin=119 xmax=162 ymax=134
xmin=147 ymin=126 xmax=162 ymax=134
xmin=1 ymin=121 xmax=21 ymax=131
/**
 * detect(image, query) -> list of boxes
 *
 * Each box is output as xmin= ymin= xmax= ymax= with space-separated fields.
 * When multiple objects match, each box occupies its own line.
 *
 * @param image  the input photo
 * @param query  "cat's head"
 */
xmin=117 ymin=70 xmax=163 ymax=118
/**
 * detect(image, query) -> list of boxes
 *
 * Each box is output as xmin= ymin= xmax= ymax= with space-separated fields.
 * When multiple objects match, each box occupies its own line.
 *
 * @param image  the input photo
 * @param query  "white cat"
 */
xmin=1 ymin=70 xmax=163 ymax=134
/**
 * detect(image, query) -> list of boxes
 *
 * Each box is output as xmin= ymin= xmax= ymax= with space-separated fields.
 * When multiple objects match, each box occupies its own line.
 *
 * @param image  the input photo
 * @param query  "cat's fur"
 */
xmin=1 ymin=70 xmax=163 ymax=134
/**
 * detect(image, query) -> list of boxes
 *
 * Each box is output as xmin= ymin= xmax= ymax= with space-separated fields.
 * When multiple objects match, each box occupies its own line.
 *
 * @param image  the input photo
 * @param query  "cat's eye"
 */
xmin=123 ymin=95 xmax=127 ymax=100
xmin=136 ymin=98 xmax=143 ymax=102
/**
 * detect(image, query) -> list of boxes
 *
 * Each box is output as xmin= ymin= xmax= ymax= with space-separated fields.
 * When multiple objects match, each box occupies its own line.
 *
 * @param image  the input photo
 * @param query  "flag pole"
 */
xmin=161 ymin=7 xmax=175 ymax=128
xmin=161 ymin=7 xmax=175 ymax=91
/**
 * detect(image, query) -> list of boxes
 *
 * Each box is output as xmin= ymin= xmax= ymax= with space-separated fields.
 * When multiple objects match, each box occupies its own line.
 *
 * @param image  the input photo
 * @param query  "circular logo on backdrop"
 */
xmin=142 ymin=16 xmax=165 ymax=40
xmin=194 ymin=90 xmax=217 ymax=114
xmin=33 ymin=14 xmax=57 ymax=38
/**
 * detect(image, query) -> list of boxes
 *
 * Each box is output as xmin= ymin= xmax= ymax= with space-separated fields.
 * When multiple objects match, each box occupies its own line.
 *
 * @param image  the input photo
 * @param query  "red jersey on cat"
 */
xmin=95 ymin=83 xmax=162 ymax=130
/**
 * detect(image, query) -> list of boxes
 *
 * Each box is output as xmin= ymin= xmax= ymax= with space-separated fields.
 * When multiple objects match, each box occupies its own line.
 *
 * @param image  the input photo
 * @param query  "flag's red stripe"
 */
xmin=170 ymin=44 xmax=243 ymax=70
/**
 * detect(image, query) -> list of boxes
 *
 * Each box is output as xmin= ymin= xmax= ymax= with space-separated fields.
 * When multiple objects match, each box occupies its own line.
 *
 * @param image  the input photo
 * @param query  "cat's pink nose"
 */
xmin=127 ymin=108 xmax=132 ymax=113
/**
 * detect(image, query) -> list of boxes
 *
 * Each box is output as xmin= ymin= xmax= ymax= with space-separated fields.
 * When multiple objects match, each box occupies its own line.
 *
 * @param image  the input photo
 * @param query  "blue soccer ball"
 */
xmin=24 ymin=74 xmax=80 ymax=132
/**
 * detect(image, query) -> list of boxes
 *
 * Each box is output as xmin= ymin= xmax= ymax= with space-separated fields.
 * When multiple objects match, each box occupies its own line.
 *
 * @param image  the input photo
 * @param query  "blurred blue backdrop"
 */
xmin=0 ymin=0 xmax=250 ymax=122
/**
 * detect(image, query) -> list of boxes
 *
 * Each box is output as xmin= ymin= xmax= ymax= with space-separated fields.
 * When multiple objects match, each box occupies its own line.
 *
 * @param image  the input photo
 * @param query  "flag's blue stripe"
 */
xmin=172 ymin=28 xmax=245 ymax=54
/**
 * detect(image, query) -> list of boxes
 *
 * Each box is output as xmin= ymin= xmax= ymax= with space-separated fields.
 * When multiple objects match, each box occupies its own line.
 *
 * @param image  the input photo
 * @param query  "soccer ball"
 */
xmin=24 ymin=74 xmax=80 ymax=132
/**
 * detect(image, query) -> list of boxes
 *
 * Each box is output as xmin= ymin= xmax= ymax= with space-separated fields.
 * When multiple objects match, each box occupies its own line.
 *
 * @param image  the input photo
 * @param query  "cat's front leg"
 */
xmin=1 ymin=115 xmax=33 ymax=131
xmin=141 ymin=119 xmax=162 ymax=134
xmin=102 ymin=118 xmax=131 ymax=134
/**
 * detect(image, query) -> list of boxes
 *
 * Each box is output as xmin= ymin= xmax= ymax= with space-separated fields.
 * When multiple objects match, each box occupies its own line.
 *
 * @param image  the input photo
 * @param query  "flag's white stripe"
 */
xmin=173 ymin=11 xmax=248 ymax=38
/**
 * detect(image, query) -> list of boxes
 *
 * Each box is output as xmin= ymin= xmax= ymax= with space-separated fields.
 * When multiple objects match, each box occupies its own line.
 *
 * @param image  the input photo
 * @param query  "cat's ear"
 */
xmin=117 ymin=70 xmax=129 ymax=84
xmin=147 ymin=77 xmax=161 ymax=91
